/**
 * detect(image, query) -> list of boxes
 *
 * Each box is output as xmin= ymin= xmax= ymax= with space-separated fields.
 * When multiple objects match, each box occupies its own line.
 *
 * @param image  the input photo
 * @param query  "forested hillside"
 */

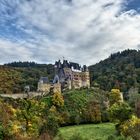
xmin=89 ymin=49 xmax=140 ymax=93
xmin=0 ymin=63 xmax=54 ymax=94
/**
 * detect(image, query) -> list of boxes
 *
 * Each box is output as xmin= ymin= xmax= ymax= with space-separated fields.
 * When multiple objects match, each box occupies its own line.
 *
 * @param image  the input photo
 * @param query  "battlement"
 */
xmin=55 ymin=60 xmax=89 ymax=72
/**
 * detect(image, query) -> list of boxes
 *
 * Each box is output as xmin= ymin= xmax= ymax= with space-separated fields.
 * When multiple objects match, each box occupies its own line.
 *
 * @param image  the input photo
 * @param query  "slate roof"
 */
xmin=39 ymin=77 xmax=49 ymax=83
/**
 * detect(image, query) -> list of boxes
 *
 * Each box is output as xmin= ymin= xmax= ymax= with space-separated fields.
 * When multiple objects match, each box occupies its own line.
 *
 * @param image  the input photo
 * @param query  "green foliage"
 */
xmin=108 ymin=102 xmax=132 ymax=123
xmin=41 ymin=88 xmax=109 ymax=126
xmin=52 ymin=92 xmax=64 ymax=107
xmin=15 ymin=99 xmax=46 ymax=137
xmin=128 ymin=88 xmax=140 ymax=117
xmin=0 ymin=67 xmax=22 ymax=94
xmin=128 ymin=88 xmax=140 ymax=108
xmin=64 ymin=88 xmax=109 ymax=124
xmin=89 ymin=49 xmax=140 ymax=93
xmin=45 ymin=105 xmax=60 ymax=137
xmin=55 ymin=123 xmax=116 ymax=140
xmin=0 ymin=123 xmax=4 ymax=140
xmin=0 ymin=97 xmax=60 ymax=140
xmin=63 ymin=90 xmax=88 ymax=124
xmin=109 ymin=89 xmax=123 ymax=106
xmin=0 ymin=63 xmax=55 ymax=93
xmin=61 ymin=88 xmax=108 ymax=125
xmin=83 ymin=100 xmax=101 ymax=123
xmin=120 ymin=115 xmax=140 ymax=140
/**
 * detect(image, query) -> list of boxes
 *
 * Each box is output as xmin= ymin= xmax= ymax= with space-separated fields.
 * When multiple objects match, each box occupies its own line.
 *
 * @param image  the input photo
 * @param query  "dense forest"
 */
xmin=89 ymin=49 xmax=140 ymax=94
xmin=0 ymin=63 xmax=54 ymax=94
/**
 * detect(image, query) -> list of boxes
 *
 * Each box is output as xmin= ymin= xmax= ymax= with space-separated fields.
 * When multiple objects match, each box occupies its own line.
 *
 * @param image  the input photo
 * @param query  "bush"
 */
xmin=52 ymin=92 xmax=64 ymax=107
xmin=120 ymin=115 xmax=140 ymax=140
xmin=108 ymin=102 xmax=132 ymax=123
xmin=83 ymin=100 xmax=101 ymax=123
xmin=109 ymin=89 xmax=123 ymax=106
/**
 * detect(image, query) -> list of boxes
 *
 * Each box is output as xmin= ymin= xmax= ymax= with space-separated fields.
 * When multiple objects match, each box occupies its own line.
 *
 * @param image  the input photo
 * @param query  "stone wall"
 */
xmin=53 ymin=83 xmax=61 ymax=93
xmin=37 ymin=83 xmax=51 ymax=93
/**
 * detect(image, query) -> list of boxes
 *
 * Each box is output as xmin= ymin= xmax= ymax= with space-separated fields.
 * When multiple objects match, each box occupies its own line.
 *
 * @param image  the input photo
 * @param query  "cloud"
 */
xmin=0 ymin=38 xmax=34 ymax=64
xmin=0 ymin=0 xmax=140 ymax=65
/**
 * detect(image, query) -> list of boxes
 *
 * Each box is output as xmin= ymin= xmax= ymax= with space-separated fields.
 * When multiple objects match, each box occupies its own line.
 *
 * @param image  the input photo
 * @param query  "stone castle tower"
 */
xmin=37 ymin=60 xmax=90 ymax=94
xmin=54 ymin=60 xmax=90 ymax=89
xmin=37 ymin=77 xmax=61 ymax=94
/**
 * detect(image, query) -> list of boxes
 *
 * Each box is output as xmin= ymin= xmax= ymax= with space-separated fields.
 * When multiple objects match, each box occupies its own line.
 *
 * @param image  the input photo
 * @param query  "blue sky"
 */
xmin=0 ymin=0 xmax=140 ymax=65
xmin=125 ymin=0 xmax=140 ymax=11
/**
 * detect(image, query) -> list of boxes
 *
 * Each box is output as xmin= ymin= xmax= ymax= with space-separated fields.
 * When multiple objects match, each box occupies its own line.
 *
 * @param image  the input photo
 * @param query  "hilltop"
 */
xmin=89 ymin=49 xmax=140 ymax=93
xmin=0 ymin=64 xmax=54 ymax=94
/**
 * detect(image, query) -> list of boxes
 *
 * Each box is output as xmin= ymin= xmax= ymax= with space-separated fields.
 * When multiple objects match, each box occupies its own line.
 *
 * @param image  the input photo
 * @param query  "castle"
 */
xmin=37 ymin=60 xmax=90 ymax=94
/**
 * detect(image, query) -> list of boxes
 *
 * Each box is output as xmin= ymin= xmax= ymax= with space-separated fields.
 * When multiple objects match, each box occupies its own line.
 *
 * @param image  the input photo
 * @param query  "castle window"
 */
xmin=74 ymin=78 xmax=78 ymax=80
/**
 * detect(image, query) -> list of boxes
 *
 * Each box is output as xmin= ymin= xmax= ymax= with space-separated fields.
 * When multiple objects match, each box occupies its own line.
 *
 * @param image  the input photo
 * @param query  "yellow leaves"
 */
xmin=9 ymin=120 xmax=21 ymax=135
xmin=9 ymin=106 xmax=17 ymax=117
xmin=49 ymin=105 xmax=57 ymax=113
xmin=109 ymin=88 xmax=123 ymax=106
xmin=120 ymin=115 xmax=140 ymax=138
xmin=111 ymin=89 xmax=120 ymax=95
xmin=0 ymin=67 xmax=22 ymax=94
xmin=11 ymin=108 xmax=16 ymax=114
xmin=0 ymin=98 xmax=49 ymax=139
xmin=111 ymin=89 xmax=120 ymax=93
xmin=28 ymin=122 xmax=32 ymax=127
xmin=52 ymin=92 xmax=64 ymax=107
xmin=12 ymin=124 xmax=19 ymax=133
xmin=39 ymin=102 xmax=46 ymax=109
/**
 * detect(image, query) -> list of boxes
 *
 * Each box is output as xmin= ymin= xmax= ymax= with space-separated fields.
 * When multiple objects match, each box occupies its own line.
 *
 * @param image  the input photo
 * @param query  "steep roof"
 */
xmin=39 ymin=77 xmax=49 ymax=83
xmin=69 ymin=62 xmax=81 ymax=70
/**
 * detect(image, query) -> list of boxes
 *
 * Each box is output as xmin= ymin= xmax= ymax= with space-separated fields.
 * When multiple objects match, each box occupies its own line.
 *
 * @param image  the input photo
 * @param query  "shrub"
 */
xmin=120 ymin=115 xmax=140 ymax=140
xmin=108 ymin=102 xmax=132 ymax=123
xmin=109 ymin=89 xmax=123 ymax=106
xmin=52 ymin=92 xmax=64 ymax=107
xmin=83 ymin=100 xmax=101 ymax=123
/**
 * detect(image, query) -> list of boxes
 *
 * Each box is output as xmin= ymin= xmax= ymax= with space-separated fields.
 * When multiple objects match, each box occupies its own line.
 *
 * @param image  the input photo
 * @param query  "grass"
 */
xmin=55 ymin=123 xmax=116 ymax=140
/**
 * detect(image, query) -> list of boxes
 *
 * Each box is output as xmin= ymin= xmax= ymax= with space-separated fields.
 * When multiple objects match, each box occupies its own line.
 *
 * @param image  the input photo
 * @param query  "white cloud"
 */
xmin=0 ymin=38 xmax=34 ymax=64
xmin=0 ymin=0 xmax=140 ymax=65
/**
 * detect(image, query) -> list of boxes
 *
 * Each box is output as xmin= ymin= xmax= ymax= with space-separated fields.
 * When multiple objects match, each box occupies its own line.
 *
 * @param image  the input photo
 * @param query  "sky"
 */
xmin=0 ymin=0 xmax=140 ymax=65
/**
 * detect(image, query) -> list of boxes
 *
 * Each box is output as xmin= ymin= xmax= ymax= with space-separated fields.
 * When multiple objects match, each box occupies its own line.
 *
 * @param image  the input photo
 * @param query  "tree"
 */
xmin=84 ymin=100 xmax=101 ymax=123
xmin=109 ymin=89 xmax=123 ymax=106
xmin=108 ymin=102 xmax=132 ymax=134
xmin=120 ymin=116 xmax=140 ymax=140
xmin=0 ymin=97 xmax=59 ymax=140
xmin=128 ymin=88 xmax=140 ymax=117
xmin=89 ymin=49 xmax=140 ymax=93
xmin=52 ymin=92 xmax=64 ymax=107
xmin=15 ymin=99 xmax=46 ymax=137
xmin=108 ymin=102 xmax=132 ymax=123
